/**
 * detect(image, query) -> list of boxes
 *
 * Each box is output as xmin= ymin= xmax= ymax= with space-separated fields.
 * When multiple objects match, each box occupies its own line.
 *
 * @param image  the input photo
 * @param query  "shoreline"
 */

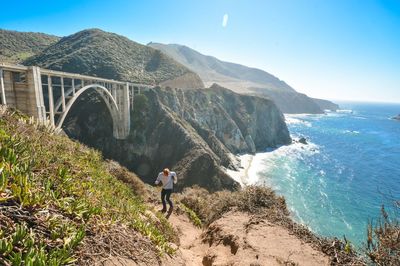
xmin=225 ymin=154 xmax=254 ymax=186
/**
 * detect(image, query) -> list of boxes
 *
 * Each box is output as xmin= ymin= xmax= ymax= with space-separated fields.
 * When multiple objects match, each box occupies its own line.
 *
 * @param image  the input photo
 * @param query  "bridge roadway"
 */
xmin=0 ymin=63 xmax=152 ymax=139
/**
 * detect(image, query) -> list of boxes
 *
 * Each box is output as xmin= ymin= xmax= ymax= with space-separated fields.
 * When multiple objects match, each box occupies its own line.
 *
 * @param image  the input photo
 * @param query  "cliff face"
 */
xmin=63 ymin=85 xmax=291 ymax=191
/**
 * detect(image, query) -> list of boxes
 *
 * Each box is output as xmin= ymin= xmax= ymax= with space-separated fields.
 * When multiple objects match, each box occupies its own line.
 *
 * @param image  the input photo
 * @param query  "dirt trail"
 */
xmin=164 ymin=210 xmax=330 ymax=266
xmin=102 ymin=205 xmax=330 ymax=265
xmin=162 ymin=210 xmax=208 ymax=266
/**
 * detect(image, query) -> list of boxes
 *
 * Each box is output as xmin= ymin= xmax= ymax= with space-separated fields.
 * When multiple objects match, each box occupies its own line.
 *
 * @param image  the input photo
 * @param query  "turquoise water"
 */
xmin=248 ymin=102 xmax=400 ymax=247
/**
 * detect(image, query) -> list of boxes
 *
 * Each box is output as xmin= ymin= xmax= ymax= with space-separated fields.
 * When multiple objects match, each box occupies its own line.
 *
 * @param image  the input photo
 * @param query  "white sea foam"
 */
xmin=284 ymin=116 xmax=312 ymax=127
xmin=354 ymin=116 xmax=367 ymax=120
xmin=337 ymin=109 xmax=353 ymax=114
xmin=343 ymin=130 xmax=360 ymax=134
xmin=226 ymin=139 xmax=320 ymax=186
xmin=225 ymin=154 xmax=254 ymax=186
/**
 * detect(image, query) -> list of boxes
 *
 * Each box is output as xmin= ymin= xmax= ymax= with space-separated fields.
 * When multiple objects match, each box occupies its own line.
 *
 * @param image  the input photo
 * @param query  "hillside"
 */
xmin=24 ymin=29 xmax=204 ymax=87
xmin=0 ymin=106 xmax=180 ymax=265
xmin=0 ymin=29 xmax=59 ymax=63
xmin=148 ymin=43 xmax=339 ymax=113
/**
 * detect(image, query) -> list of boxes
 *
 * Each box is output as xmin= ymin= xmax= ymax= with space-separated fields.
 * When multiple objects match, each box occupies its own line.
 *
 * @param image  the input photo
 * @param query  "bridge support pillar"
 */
xmin=112 ymin=83 xmax=131 ymax=139
xmin=27 ymin=66 xmax=46 ymax=122
xmin=0 ymin=66 xmax=45 ymax=121
xmin=0 ymin=68 xmax=6 ymax=105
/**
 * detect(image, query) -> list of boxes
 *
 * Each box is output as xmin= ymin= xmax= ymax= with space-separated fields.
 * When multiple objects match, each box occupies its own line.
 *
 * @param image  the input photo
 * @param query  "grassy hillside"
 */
xmin=24 ymin=29 xmax=203 ymax=86
xmin=0 ymin=29 xmax=59 ymax=63
xmin=0 ymin=106 xmax=176 ymax=265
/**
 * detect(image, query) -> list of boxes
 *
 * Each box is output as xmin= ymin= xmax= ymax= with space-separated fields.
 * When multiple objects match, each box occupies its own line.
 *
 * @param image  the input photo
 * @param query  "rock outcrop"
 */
xmin=63 ymin=85 xmax=291 ymax=191
xmin=312 ymin=97 xmax=340 ymax=111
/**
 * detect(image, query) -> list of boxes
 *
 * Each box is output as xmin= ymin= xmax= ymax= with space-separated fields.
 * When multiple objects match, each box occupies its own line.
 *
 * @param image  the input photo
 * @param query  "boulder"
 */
xmin=298 ymin=137 xmax=308 ymax=145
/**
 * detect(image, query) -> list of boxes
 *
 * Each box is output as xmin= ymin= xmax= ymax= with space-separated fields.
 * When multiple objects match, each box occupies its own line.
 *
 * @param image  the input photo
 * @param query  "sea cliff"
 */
xmin=63 ymin=84 xmax=291 ymax=191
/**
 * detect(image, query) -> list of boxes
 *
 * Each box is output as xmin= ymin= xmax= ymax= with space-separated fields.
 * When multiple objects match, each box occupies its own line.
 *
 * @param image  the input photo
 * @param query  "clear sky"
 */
xmin=1 ymin=0 xmax=399 ymax=103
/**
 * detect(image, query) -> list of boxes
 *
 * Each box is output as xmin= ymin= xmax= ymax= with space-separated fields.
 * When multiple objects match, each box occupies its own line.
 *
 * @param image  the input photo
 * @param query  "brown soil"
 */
xmin=163 ymin=210 xmax=330 ymax=266
xmin=93 ymin=205 xmax=330 ymax=265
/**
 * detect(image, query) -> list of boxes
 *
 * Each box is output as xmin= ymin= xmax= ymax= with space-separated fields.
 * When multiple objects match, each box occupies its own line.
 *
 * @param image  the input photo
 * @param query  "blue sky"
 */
xmin=1 ymin=0 xmax=399 ymax=102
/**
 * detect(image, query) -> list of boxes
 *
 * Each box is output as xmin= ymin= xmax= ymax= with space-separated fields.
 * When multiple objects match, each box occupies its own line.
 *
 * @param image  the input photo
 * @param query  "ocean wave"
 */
xmin=243 ymin=140 xmax=320 ymax=185
xmin=337 ymin=109 xmax=353 ymax=114
xmin=343 ymin=130 xmax=360 ymax=134
xmin=285 ymin=116 xmax=312 ymax=127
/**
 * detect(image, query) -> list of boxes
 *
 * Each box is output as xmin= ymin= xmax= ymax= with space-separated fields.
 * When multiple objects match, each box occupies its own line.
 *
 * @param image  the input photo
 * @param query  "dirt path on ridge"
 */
xmin=163 ymin=210 xmax=330 ymax=266
xmin=162 ymin=209 xmax=209 ymax=266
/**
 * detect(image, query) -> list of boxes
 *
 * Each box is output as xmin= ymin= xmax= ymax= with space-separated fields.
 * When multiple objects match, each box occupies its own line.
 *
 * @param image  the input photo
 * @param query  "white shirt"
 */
xmin=155 ymin=171 xmax=177 ymax=189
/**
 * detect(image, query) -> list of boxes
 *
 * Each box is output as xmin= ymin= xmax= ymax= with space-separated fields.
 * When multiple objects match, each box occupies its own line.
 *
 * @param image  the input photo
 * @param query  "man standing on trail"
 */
xmin=155 ymin=168 xmax=177 ymax=213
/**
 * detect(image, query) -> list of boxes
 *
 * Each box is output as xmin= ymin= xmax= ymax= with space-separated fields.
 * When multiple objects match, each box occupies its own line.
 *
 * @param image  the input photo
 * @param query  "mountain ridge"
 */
xmin=148 ymin=42 xmax=295 ymax=92
xmin=0 ymin=29 xmax=60 ymax=63
xmin=148 ymin=42 xmax=339 ymax=113
xmin=23 ymin=28 xmax=204 ymax=87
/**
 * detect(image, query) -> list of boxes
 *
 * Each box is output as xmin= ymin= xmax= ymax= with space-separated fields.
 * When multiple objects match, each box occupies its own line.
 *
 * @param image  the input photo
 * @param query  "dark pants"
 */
xmin=161 ymin=188 xmax=173 ymax=210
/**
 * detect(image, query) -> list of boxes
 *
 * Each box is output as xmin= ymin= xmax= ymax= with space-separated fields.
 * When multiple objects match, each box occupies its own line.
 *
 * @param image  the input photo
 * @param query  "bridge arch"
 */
xmin=56 ymin=84 xmax=120 ymax=135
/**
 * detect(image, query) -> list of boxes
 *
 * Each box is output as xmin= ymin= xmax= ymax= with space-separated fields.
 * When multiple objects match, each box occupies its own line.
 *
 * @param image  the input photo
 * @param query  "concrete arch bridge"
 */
xmin=0 ymin=63 xmax=152 ymax=139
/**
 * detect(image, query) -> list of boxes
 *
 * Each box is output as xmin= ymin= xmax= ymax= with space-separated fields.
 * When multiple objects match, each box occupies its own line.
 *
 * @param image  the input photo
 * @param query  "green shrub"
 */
xmin=180 ymin=203 xmax=202 ymax=228
xmin=0 ymin=107 xmax=177 ymax=265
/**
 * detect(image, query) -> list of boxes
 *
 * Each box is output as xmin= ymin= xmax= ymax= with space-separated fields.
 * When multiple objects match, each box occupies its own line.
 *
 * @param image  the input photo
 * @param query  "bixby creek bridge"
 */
xmin=0 ymin=63 xmax=152 ymax=139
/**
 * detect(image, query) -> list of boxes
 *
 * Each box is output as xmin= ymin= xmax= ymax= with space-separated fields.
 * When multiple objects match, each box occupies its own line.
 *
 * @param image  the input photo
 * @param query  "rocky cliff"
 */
xmin=63 ymin=85 xmax=291 ymax=191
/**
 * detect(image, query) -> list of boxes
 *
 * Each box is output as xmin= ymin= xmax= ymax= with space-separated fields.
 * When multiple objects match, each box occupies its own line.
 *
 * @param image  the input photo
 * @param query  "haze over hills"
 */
xmin=0 ymin=29 xmax=59 ymax=63
xmin=23 ymin=29 xmax=204 ymax=87
xmin=148 ymin=43 xmax=339 ymax=113
xmin=148 ymin=42 xmax=295 ymax=92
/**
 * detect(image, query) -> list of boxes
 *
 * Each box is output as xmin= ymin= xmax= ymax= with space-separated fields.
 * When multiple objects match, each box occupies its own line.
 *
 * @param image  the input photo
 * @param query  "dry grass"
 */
xmin=367 ymin=205 xmax=400 ymax=265
xmin=76 ymin=223 xmax=161 ymax=265
xmin=179 ymin=185 xmax=288 ymax=225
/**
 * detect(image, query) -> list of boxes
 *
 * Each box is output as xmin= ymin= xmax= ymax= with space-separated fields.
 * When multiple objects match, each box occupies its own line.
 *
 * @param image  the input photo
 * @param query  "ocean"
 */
xmin=245 ymin=102 xmax=400 ymax=248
